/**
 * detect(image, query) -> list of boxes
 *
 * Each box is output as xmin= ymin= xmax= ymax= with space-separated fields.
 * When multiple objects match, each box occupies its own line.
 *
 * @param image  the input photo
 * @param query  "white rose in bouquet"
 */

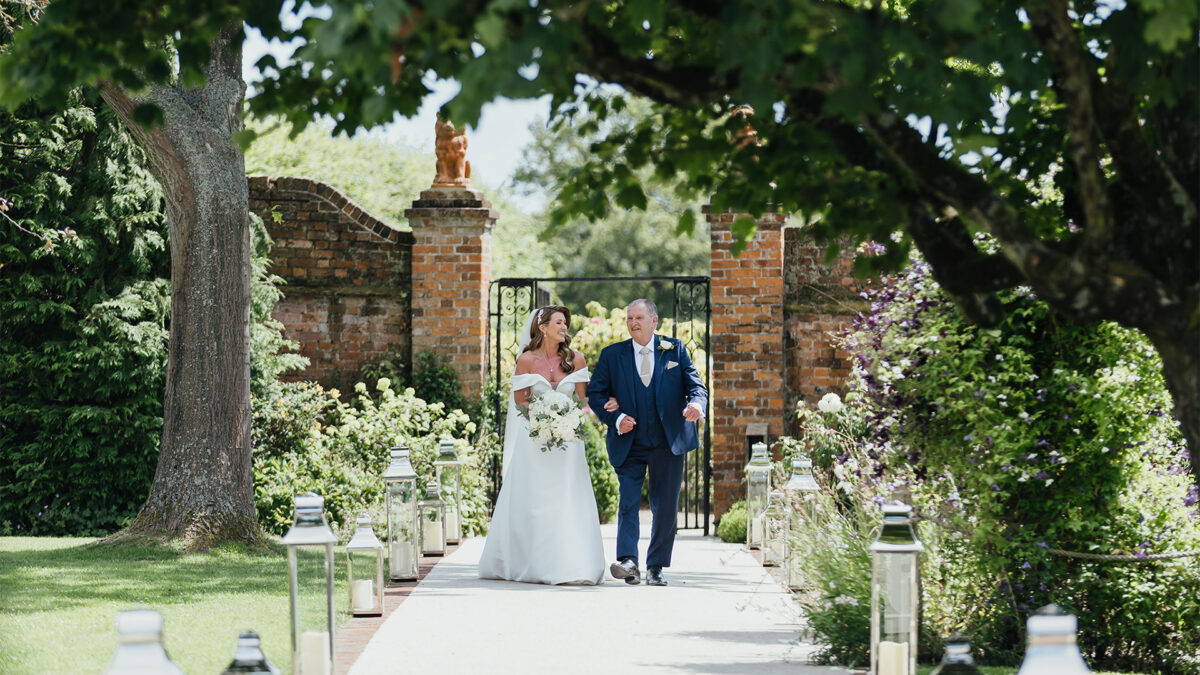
xmin=520 ymin=389 xmax=586 ymax=452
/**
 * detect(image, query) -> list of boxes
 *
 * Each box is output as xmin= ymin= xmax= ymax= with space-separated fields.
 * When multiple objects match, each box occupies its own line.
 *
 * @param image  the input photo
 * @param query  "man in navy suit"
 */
xmin=587 ymin=298 xmax=707 ymax=586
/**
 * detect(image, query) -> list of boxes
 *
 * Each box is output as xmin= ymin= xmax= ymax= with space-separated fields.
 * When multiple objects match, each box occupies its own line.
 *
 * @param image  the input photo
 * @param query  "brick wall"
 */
xmin=248 ymin=176 xmax=413 ymax=394
xmin=405 ymin=188 xmax=496 ymax=399
xmin=708 ymin=209 xmax=787 ymax=519
xmin=782 ymin=228 xmax=870 ymax=437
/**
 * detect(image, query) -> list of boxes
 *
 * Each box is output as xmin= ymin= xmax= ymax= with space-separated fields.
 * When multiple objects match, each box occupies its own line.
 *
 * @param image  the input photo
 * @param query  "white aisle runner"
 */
xmin=349 ymin=513 xmax=837 ymax=674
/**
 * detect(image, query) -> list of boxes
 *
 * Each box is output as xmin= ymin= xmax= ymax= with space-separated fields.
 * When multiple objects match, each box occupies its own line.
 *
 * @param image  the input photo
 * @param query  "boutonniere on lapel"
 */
xmin=657 ymin=338 xmax=673 ymax=352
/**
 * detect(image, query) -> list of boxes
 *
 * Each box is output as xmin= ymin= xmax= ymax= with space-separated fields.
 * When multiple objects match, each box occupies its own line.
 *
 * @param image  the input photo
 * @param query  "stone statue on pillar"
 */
xmin=433 ymin=117 xmax=471 ymax=188
xmin=730 ymin=105 xmax=760 ymax=150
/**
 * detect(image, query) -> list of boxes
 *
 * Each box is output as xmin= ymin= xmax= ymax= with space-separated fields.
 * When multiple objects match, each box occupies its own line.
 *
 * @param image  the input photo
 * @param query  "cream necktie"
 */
xmin=639 ymin=346 xmax=652 ymax=386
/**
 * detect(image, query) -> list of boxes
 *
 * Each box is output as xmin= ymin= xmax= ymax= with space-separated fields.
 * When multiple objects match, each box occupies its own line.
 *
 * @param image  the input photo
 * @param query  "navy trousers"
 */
xmin=614 ymin=442 xmax=686 ymax=568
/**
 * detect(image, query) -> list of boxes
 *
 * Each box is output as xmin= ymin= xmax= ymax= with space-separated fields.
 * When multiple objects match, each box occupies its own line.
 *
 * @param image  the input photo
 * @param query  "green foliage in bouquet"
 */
xmin=717 ymin=500 xmax=748 ymax=544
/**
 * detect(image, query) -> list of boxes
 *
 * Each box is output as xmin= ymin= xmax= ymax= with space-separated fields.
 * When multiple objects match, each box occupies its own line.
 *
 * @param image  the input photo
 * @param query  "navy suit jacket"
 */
xmin=587 ymin=335 xmax=708 ymax=467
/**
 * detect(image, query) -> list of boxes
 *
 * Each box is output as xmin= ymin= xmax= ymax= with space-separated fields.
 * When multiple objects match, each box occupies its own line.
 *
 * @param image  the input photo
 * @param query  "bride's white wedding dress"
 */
xmin=477 ymin=369 xmax=606 ymax=585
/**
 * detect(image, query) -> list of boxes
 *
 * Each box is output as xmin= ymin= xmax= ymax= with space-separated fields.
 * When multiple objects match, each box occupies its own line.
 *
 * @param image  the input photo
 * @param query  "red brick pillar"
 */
xmin=404 ymin=188 xmax=497 ymax=398
xmin=709 ymin=208 xmax=787 ymax=520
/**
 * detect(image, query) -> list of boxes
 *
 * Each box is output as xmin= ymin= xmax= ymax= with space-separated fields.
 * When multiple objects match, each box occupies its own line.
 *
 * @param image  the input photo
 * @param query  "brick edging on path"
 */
xmin=334 ymin=543 xmax=459 ymax=674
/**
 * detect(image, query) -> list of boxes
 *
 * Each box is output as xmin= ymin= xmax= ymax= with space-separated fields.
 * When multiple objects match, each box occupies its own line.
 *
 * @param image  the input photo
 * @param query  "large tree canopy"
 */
xmin=1 ymin=0 xmax=1197 ymax=484
xmin=513 ymin=98 xmax=711 ymax=310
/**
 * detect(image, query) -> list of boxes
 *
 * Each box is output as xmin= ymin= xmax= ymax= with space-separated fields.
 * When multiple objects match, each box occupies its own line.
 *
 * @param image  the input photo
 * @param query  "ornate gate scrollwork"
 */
xmin=487 ymin=276 xmax=712 ymax=535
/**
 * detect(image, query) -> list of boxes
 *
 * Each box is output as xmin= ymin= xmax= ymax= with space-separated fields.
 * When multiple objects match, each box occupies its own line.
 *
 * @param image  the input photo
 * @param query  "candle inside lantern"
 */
xmin=877 ymin=640 xmax=909 ymax=675
xmin=390 ymin=541 xmax=412 ymax=574
xmin=445 ymin=511 xmax=459 ymax=541
xmin=422 ymin=519 xmax=443 ymax=551
xmin=750 ymin=515 xmax=764 ymax=545
xmin=299 ymin=630 xmax=331 ymax=675
xmin=351 ymin=579 xmax=375 ymax=612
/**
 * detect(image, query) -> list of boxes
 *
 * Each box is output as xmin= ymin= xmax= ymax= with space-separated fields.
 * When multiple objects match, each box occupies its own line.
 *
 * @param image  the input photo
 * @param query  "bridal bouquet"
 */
xmin=520 ymin=390 xmax=586 ymax=452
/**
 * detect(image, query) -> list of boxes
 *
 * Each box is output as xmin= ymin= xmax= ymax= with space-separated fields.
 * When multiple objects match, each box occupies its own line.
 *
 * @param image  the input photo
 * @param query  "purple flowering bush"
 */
xmin=834 ymin=255 xmax=1200 ymax=669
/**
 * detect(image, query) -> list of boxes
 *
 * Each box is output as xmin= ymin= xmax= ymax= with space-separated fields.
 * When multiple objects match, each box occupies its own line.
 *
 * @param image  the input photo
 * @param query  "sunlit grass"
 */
xmin=0 ymin=536 xmax=352 ymax=674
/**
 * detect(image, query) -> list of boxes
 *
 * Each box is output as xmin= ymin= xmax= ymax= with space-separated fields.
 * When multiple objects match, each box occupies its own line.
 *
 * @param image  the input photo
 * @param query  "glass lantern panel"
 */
xmin=347 ymin=550 xmax=383 ymax=614
xmin=387 ymin=480 xmax=415 ymax=507
xmin=763 ymin=501 xmax=787 ymax=566
xmin=438 ymin=467 xmax=462 ymax=543
xmin=386 ymin=483 xmax=418 ymax=580
xmin=873 ymin=552 xmax=918 ymax=675
xmin=420 ymin=505 xmax=446 ymax=554
xmin=289 ymin=546 xmax=333 ymax=675
xmin=787 ymin=551 xmax=804 ymax=590
xmin=746 ymin=473 xmax=769 ymax=548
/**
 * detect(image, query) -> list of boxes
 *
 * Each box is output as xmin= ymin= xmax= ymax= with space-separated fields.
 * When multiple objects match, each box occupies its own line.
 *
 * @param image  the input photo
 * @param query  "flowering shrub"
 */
xmin=795 ymin=254 xmax=1200 ymax=669
xmin=252 ymin=378 xmax=490 ymax=541
xmin=790 ymin=488 xmax=873 ymax=666
xmin=775 ymin=397 xmax=886 ymax=665
xmin=569 ymin=301 xmax=708 ymax=382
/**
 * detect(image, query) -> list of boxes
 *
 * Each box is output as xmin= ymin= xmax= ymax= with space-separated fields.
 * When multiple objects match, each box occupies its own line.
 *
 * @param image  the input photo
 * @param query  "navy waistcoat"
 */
xmin=632 ymin=375 xmax=667 ymax=448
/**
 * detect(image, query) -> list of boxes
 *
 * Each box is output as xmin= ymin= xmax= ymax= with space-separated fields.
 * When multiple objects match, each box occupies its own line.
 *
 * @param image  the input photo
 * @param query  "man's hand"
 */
xmin=682 ymin=404 xmax=704 ymax=422
xmin=604 ymin=397 xmax=619 ymax=412
xmin=618 ymin=416 xmax=637 ymax=434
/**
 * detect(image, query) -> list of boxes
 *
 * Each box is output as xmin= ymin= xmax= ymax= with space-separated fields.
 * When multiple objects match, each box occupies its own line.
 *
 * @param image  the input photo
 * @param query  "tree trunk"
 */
xmin=100 ymin=24 xmax=262 ymax=550
xmin=1143 ymin=321 xmax=1200 ymax=488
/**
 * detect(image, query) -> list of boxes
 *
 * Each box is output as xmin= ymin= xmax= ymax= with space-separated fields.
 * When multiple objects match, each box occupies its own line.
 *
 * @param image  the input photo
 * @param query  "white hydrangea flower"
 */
xmin=525 ymin=389 xmax=585 ymax=451
xmin=817 ymin=392 xmax=844 ymax=414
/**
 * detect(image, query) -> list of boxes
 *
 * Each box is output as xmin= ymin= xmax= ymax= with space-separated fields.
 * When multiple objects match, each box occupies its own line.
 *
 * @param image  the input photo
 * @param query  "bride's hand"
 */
xmin=603 ymin=397 xmax=619 ymax=412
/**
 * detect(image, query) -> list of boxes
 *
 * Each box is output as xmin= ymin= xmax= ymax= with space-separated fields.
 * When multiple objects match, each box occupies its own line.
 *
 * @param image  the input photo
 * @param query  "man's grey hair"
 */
xmin=627 ymin=298 xmax=658 ymax=318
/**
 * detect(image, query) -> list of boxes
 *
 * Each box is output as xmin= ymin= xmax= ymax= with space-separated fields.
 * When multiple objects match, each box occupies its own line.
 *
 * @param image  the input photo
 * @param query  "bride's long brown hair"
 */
xmin=523 ymin=305 xmax=576 ymax=373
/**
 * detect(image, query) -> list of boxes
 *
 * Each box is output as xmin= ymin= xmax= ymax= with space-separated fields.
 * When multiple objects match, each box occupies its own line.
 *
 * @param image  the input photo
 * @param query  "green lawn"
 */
xmin=0 ymin=536 xmax=351 ymax=674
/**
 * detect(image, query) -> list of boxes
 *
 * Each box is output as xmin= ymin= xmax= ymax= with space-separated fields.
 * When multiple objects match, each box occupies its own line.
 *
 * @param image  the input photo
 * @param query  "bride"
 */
xmin=478 ymin=305 xmax=606 ymax=585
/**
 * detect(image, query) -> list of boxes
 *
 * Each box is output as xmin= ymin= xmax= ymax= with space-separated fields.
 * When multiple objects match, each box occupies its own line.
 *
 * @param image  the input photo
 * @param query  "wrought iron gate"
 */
xmin=488 ymin=276 xmax=713 ymax=535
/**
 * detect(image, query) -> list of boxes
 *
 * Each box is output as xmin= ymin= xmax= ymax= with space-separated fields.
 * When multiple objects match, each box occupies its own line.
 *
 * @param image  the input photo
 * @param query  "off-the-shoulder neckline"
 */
xmin=512 ymin=369 xmax=589 ymax=386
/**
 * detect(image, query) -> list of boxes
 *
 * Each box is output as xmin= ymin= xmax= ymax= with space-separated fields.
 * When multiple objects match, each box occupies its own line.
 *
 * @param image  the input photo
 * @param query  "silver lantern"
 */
xmin=433 ymin=439 xmax=463 ymax=544
xmin=869 ymin=502 xmax=924 ymax=675
xmin=345 ymin=513 xmax=384 ymax=617
xmin=383 ymin=446 xmax=419 ymax=581
xmin=103 ymin=608 xmax=184 ymax=674
xmin=930 ymin=633 xmax=981 ymax=675
xmin=417 ymin=481 xmax=447 ymax=556
xmin=281 ymin=492 xmax=336 ymax=675
xmin=783 ymin=456 xmax=820 ymax=590
xmin=1016 ymin=605 xmax=1091 ymax=674
xmin=221 ymin=630 xmax=282 ymax=674
xmin=744 ymin=441 xmax=771 ymax=549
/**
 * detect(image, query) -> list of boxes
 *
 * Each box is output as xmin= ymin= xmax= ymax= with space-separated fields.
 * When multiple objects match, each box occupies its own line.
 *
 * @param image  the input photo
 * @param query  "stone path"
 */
xmin=347 ymin=513 xmax=842 ymax=674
